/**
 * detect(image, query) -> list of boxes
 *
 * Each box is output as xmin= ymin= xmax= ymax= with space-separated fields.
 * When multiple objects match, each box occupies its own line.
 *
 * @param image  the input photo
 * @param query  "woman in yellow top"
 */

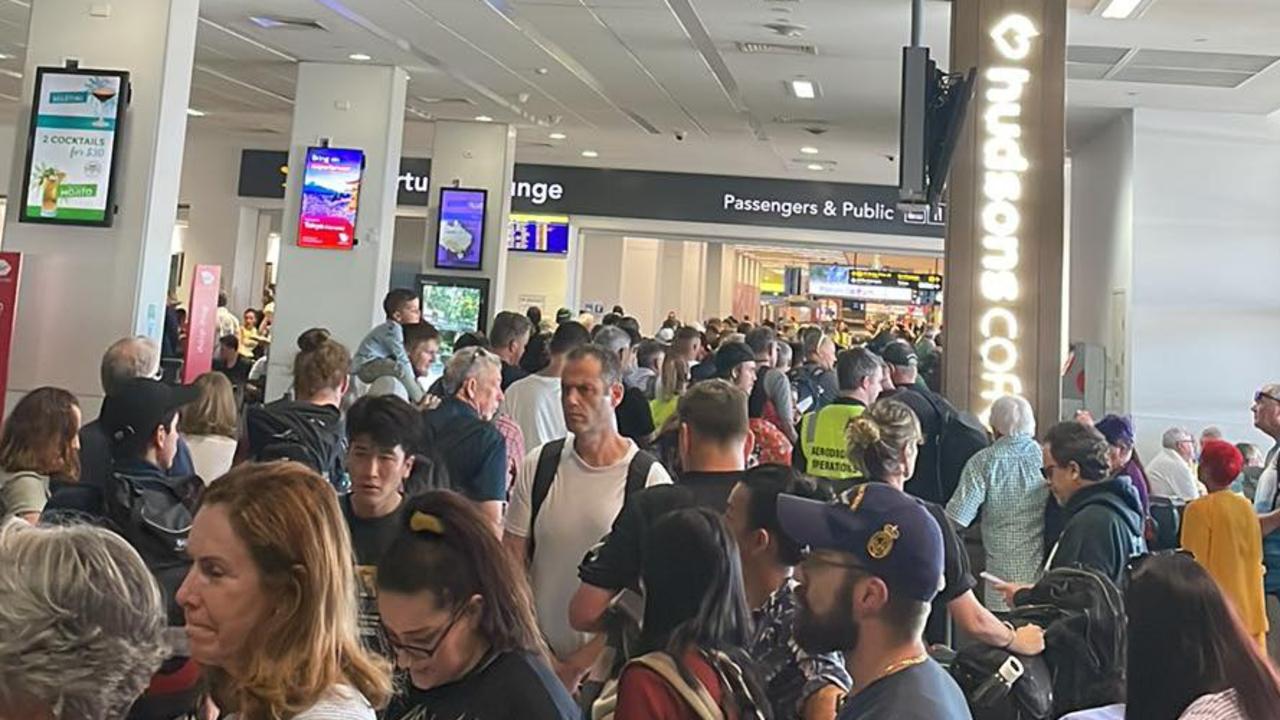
xmin=1181 ymin=440 xmax=1268 ymax=647
xmin=238 ymin=307 xmax=264 ymax=358
xmin=649 ymin=355 xmax=690 ymax=432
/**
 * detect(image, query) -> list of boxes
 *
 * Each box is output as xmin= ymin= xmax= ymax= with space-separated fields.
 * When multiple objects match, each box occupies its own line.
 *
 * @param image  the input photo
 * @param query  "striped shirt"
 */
xmin=1180 ymin=689 xmax=1247 ymax=720
xmin=946 ymin=433 xmax=1049 ymax=610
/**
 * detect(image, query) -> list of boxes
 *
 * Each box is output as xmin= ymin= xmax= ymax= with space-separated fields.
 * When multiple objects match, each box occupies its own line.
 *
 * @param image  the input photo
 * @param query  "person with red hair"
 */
xmin=1182 ymin=439 xmax=1268 ymax=647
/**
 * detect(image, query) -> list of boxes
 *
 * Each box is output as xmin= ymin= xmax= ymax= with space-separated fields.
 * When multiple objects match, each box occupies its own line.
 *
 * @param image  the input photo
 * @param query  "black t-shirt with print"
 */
xmin=340 ymin=494 xmax=405 ymax=657
xmin=386 ymin=650 xmax=578 ymax=720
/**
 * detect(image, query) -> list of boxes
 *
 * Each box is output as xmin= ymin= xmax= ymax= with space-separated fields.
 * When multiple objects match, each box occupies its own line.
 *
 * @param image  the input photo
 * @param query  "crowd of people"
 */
xmin=1 ymin=291 xmax=1279 ymax=720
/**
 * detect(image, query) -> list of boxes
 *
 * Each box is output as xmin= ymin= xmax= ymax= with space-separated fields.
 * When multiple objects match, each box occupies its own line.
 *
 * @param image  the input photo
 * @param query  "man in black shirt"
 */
xmin=778 ymin=483 xmax=973 ymax=720
xmin=212 ymin=334 xmax=252 ymax=384
xmin=490 ymin=310 xmax=533 ymax=390
xmin=569 ymin=379 xmax=752 ymax=632
xmin=881 ymin=339 xmax=959 ymax=504
xmin=594 ymin=325 xmax=655 ymax=445
xmin=341 ymin=394 xmax=423 ymax=658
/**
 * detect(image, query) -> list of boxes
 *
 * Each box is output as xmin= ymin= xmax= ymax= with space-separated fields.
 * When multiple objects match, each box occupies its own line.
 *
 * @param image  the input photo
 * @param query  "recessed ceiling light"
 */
xmin=787 ymin=79 xmax=819 ymax=99
xmin=1094 ymin=0 xmax=1155 ymax=19
xmin=581 ymin=150 xmax=599 ymax=158
xmin=348 ymin=53 xmax=372 ymax=61
xmin=800 ymin=146 xmax=819 ymax=155
xmin=806 ymin=163 xmax=824 ymax=171
xmin=535 ymin=67 xmax=550 ymax=75
xmin=475 ymin=115 xmax=494 ymax=122
xmin=0 ymin=53 xmax=9 ymax=60
xmin=186 ymin=108 xmax=206 ymax=117
xmin=549 ymin=132 xmax=567 ymax=140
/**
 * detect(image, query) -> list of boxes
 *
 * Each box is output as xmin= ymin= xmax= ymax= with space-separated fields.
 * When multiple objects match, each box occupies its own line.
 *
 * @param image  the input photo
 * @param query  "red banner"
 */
xmin=182 ymin=264 xmax=221 ymax=384
xmin=0 ymin=253 xmax=21 ymax=423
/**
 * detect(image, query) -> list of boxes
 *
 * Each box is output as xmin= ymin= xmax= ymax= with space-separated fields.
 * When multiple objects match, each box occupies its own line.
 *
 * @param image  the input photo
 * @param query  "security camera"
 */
xmin=674 ymin=130 xmax=688 ymax=142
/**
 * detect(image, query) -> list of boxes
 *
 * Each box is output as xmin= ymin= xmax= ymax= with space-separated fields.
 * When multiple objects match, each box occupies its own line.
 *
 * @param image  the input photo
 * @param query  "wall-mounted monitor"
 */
xmin=297 ymin=146 xmax=364 ymax=250
xmin=417 ymin=274 xmax=491 ymax=375
xmin=434 ymin=187 xmax=488 ymax=270
xmin=508 ymin=213 xmax=569 ymax=254
xmin=20 ymin=67 xmax=129 ymax=227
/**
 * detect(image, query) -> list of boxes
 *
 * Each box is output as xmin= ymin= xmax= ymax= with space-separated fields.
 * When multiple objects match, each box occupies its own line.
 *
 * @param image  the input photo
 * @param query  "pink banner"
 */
xmin=0 ymin=253 xmax=21 ymax=423
xmin=182 ymin=265 xmax=221 ymax=384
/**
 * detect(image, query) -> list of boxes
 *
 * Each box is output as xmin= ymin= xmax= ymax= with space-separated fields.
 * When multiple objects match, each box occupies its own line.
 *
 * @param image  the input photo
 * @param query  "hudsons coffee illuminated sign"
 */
xmin=975 ymin=13 xmax=1038 ymax=416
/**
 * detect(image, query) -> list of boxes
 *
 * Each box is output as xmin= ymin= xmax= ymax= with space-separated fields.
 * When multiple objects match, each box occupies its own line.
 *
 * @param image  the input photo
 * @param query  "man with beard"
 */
xmin=777 ymin=482 xmax=972 ymax=719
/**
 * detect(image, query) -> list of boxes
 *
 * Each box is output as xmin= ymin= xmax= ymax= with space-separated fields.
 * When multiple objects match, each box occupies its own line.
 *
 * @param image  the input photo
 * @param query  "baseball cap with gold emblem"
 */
xmin=777 ymin=482 xmax=945 ymax=602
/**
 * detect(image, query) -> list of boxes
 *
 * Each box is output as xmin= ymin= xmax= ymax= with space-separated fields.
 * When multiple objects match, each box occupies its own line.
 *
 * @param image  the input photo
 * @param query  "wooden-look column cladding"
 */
xmin=944 ymin=0 xmax=1067 ymax=430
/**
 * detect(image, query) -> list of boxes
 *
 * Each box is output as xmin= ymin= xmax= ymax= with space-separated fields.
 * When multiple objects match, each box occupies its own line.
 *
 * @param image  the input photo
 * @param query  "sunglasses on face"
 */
xmin=1255 ymin=391 xmax=1280 ymax=405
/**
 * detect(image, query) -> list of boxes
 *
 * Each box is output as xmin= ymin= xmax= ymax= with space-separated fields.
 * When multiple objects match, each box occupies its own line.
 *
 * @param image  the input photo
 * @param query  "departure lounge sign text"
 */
xmin=975 ymin=13 xmax=1037 ymax=419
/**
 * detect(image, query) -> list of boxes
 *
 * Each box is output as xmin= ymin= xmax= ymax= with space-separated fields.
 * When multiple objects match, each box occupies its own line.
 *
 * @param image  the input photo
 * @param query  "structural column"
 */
xmin=943 ymin=0 xmax=1067 ymax=428
xmin=1 ymin=0 xmax=198 ymax=414
xmin=424 ymin=120 xmax=517 ymax=328
xmin=265 ymin=63 xmax=407 ymax=400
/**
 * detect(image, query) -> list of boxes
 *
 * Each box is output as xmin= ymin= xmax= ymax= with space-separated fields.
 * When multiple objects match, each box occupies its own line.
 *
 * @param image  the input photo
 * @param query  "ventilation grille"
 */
xmin=248 ymin=15 xmax=327 ymax=31
xmin=414 ymin=96 xmax=475 ymax=105
xmin=736 ymin=41 xmax=817 ymax=56
xmin=1067 ymin=45 xmax=1280 ymax=88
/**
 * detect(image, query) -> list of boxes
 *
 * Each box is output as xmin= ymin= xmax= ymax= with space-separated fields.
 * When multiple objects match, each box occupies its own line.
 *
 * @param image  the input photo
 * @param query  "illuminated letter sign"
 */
xmin=975 ymin=13 xmax=1037 ymax=417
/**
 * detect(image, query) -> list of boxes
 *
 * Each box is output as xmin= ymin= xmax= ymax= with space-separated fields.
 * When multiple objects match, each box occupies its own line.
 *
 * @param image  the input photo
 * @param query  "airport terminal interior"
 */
xmin=3 ymin=1 xmax=1280 ymax=719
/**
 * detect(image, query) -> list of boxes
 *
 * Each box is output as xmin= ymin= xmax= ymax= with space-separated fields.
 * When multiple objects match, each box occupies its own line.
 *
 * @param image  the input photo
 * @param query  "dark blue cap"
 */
xmin=778 ymin=483 xmax=944 ymax=603
xmin=1095 ymin=414 xmax=1135 ymax=447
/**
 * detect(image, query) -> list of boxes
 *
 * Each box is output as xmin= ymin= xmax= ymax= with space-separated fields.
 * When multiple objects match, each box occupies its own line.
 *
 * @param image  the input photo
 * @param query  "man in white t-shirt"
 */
xmin=504 ymin=343 xmax=671 ymax=689
xmin=502 ymin=321 xmax=590 ymax=448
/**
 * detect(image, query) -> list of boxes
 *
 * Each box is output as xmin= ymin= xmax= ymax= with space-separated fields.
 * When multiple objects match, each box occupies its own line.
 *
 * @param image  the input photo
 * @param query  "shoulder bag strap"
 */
xmin=527 ymin=438 xmax=566 ymax=561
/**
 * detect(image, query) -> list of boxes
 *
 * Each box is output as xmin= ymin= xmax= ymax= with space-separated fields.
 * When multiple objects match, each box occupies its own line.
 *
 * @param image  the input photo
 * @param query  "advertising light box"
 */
xmin=20 ymin=67 xmax=129 ymax=227
xmin=435 ymin=188 xmax=488 ymax=270
xmin=297 ymin=146 xmax=365 ymax=250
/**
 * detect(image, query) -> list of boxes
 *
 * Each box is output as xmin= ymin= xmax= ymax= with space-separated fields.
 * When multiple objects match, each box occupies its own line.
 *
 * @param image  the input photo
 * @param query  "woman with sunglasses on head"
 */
xmin=177 ymin=462 xmax=393 ymax=719
xmin=614 ymin=506 xmax=770 ymax=720
xmin=1127 ymin=552 xmax=1280 ymax=719
xmin=847 ymin=398 xmax=1045 ymax=655
xmin=377 ymin=490 xmax=577 ymax=720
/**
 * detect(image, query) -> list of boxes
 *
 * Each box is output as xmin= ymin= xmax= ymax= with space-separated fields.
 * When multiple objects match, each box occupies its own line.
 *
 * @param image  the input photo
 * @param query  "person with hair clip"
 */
xmin=377 ymin=490 xmax=577 ymax=720
xmin=613 ymin=507 xmax=770 ymax=720
xmin=0 ymin=387 xmax=81 ymax=523
xmin=244 ymin=328 xmax=351 ymax=490
xmin=846 ymin=399 xmax=1045 ymax=654
xmin=177 ymin=462 xmax=393 ymax=718
xmin=1124 ymin=552 xmax=1280 ymax=720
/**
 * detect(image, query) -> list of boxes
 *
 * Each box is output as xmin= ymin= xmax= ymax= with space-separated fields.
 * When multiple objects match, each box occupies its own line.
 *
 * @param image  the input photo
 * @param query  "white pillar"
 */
xmin=424 ymin=120 xmax=517 ymax=326
xmin=1 ymin=0 xmax=197 ymax=414
xmin=265 ymin=63 xmax=407 ymax=400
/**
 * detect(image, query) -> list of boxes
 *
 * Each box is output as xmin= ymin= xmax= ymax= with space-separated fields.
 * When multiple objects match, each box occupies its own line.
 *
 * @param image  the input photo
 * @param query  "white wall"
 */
xmin=1069 ymin=112 xmax=1134 ymax=414
xmin=505 ymin=251 xmax=571 ymax=315
xmin=1127 ymin=109 xmax=1280 ymax=457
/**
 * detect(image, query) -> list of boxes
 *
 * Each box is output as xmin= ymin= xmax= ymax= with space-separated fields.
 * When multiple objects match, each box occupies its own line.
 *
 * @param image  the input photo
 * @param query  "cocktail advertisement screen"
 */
xmin=434 ymin=188 xmax=488 ymax=270
xmin=297 ymin=146 xmax=364 ymax=250
xmin=20 ymin=67 xmax=129 ymax=227
xmin=508 ymin=213 xmax=569 ymax=254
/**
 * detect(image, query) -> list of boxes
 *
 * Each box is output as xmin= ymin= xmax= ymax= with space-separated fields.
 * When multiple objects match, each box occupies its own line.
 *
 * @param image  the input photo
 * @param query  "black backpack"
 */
xmin=1007 ymin=566 xmax=1127 ymax=717
xmin=247 ymin=402 xmax=348 ymax=492
xmin=790 ymin=364 xmax=833 ymax=416
xmin=918 ymin=388 xmax=990 ymax=504
xmin=527 ymin=438 xmax=656 ymax=561
xmin=945 ymin=643 xmax=1054 ymax=720
xmin=104 ymin=470 xmax=202 ymax=626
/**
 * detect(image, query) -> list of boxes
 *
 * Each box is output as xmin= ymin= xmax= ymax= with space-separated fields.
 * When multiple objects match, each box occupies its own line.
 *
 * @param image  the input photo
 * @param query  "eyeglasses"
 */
xmin=1255 ymin=391 xmax=1280 ymax=405
xmin=1039 ymin=464 xmax=1058 ymax=480
xmin=383 ymin=608 xmax=466 ymax=659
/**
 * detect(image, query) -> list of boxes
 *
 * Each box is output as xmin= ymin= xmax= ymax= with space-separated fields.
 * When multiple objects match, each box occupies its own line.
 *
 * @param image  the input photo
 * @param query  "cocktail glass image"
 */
xmin=90 ymin=84 xmax=117 ymax=128
xmin=34 ymin=165 xmax=66 ymax=217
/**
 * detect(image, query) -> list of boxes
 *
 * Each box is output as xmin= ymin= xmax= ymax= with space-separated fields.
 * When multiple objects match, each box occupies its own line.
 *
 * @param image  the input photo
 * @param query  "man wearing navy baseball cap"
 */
xmin=778 ymin=482 xmax=972 ymax=719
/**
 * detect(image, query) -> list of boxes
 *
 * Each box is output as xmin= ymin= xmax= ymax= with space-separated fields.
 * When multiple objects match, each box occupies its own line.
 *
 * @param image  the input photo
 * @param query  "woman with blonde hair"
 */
xmin=177 ymin=462 xmax=392 ymax=718
xmin=180 ymin=372 xmax=239 ymax=483
xmin=0 ymin=519 xmax=169 ymax=720
xmin=649 ymin=354 xmax=690 ymax=431
xmin=0 ymin=387 xmax=81 ymax=523
xmin=846 ymin=398 xmax=1045 ymax=655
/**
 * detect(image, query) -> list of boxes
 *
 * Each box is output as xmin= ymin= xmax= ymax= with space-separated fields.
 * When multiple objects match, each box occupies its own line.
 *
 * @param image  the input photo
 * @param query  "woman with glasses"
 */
xmin=177 ymin=462 xmax=393 ymax=718
xmin=1093 ymin=414 xmax=1150 ymax=513
xmin=377 ymin=490 xmax=576 ymax=720
xmin=1127 ymin=552 xmax=1280 ymax=719
xmin=848 ymin=398 xmax=1045 ymax=655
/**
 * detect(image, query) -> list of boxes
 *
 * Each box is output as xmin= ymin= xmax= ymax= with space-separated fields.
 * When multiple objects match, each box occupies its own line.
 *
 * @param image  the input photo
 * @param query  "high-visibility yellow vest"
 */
xmin=799 ymin=401 xmax=866 ymax=481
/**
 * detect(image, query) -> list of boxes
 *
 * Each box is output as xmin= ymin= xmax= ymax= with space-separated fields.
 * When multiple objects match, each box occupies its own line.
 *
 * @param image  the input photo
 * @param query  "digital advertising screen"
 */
xmin=20 ymin=67 xmax=129 ymax=227
xmin=508 ymin=213 xmax=569 ymax=254
xmin=297 ymin=146 xmax=364 ymax=250
xmin=417 ymin=274 xmax=491 ymax=377
xmin=434 ymin=188 xmax=488 ymax=270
